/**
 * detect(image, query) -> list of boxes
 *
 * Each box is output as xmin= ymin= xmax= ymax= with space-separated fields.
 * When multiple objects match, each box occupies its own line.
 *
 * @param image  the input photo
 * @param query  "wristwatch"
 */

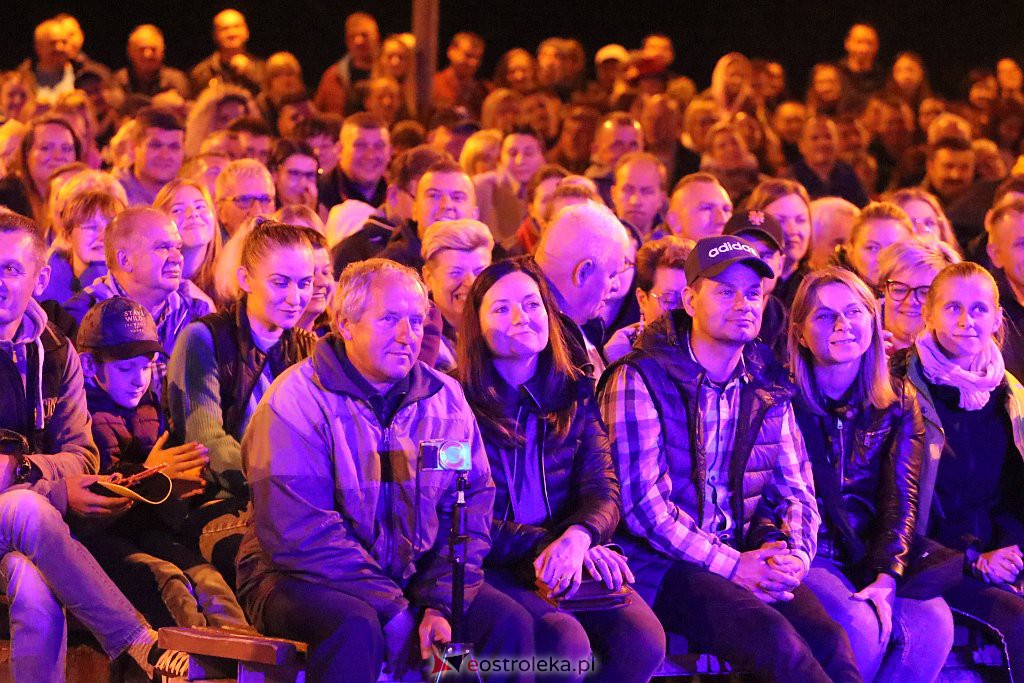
xmin=11 ymin=456 xmax=36 ymax=485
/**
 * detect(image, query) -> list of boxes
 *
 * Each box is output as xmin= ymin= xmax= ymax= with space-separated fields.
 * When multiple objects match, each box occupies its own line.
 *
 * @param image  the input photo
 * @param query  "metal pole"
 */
xmin=412 ymin=0 xmax=439 ymax=121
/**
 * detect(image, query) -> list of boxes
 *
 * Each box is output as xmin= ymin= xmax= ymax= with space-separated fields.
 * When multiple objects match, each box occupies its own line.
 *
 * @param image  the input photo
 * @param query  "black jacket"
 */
xmin=793 ymin=377 xmax=925 ymax=583
xmin=475 ymin=371 xmax=619 ymax=573
xmin=196 ymin=298 xmax=318 ymax=442
xmin=318 ymin=166 xmax=387 ymax=211
xmin=330 ymin=214 xmax=399 ymax=278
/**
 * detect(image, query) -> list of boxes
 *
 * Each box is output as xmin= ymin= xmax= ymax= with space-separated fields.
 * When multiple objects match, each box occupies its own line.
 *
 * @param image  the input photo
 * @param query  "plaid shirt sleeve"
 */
xmin=600 ymin=364 xmax=742 ymax=578
xmin=764 ymin=404 xmax=820 ymax=569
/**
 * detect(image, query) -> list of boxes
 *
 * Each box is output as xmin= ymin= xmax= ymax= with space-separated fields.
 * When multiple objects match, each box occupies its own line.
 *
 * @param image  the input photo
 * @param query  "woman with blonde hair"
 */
xmin=878 ymin=239 xmax=960 ymax=352
xmin=481 ymin=89 xmax=523 ymax=136
xmin=708 ymin=52 xmax=755 ymax=117
xmin=746 ymin=177 xmax=813 ymax=305
xmin=184 ymin=85 xmax=257 ymax=158
xmin=154 ymin=178 xmax=221 ymax=303
xmin=39 ymin=191 xmax=125 ymax=304
xmin=372 ymin=34 xmax=417 ymax=119
xmin=53 ymin=90 xmax=102 ymax=168
xmin=459 ymin=129 xmax=503 ymax=177
xmin=891 ymin=262 xmax=1024 ymax=680
xmin=886 ymin=187 xmax=960 ymax=252
xmin=789 ymin=267 xmax=953 ymax=681
xmin=493 ymin=48 xmax=538 ymax=95
xmin=833 ymin=201 xmax=915 ymax=293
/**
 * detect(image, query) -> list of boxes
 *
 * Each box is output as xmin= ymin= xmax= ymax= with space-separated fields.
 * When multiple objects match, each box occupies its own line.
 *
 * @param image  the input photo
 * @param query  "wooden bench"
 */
xmin=158 ymin=627 xmax=307 ymax=682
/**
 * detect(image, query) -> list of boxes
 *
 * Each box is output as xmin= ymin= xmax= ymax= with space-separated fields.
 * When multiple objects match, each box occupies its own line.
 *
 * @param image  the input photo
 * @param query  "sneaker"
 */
xmin=150 ymin=646 xmax=191 ymax=680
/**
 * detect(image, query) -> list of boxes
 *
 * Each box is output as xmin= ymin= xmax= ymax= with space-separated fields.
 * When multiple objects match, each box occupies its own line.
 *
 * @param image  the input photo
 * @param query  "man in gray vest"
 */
xmin=599 ymin=234 xmax=861 ymax=682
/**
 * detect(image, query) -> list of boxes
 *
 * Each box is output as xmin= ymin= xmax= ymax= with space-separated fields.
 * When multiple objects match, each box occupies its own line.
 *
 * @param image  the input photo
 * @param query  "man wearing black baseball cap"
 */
xmin=600 ymin=235 xmax=858 ymax=681
xmin=724 ymin=209 xmax=788 ymax=359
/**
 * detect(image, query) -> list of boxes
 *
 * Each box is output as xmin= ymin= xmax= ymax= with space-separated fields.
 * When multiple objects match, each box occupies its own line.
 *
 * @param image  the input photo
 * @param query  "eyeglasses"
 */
xmin=285 ymin=169 xmax=319 ymax=183
xmin=225 ymin=194 xmax=274 ymax=210
xmin=649 ymin=290 xmax=683 ymax=311
xmin=885 ymin=280 xmax=930 ymax=303
xmin=910 ymin=217 xmax=939 ymax=234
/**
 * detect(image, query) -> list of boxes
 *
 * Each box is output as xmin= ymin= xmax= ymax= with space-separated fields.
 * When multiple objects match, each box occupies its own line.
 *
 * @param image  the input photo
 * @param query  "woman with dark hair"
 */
xmin=494 ymin=48 xmax=538 ymax=96
xmin=886 ymin=52 xmax=932 ymax=112
xmin=789 ymin=267 xmax=953 ymax=681
xmin=459 ymin=258 xmax=665 ymax=682
xmin=745 ymin=177 xmax=813 ymax=306
xmin=0 ymin=114 xmax=82 ymax=224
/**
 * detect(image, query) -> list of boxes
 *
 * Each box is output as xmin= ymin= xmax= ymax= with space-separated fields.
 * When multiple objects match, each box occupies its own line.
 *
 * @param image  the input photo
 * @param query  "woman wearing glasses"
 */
xmin=604 ymin=235 xmax=693 ymax=363
xmin=877 ymin=240 xmax=961 ymax=353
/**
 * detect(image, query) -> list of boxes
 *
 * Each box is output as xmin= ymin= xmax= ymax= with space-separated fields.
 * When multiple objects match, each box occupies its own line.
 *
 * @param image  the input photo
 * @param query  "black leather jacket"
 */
xmin=793 ymin=377 xmax=925 ymax=583
xmin=475 ymin=373 xmax=620 ymax=572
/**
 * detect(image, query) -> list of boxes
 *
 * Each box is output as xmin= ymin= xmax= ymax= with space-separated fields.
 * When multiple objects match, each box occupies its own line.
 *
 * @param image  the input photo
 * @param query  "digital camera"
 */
xmin=419 ymin=439 xmax=472 ymax=472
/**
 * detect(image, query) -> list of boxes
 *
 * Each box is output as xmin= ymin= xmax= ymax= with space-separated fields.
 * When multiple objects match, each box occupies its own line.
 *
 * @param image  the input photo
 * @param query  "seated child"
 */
xmin=77 ymin=296 xmax=250 ymax=630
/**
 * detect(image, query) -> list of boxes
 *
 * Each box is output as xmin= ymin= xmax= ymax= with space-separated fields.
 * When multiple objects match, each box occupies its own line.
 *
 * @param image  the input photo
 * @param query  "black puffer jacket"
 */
xmin=793 ymin=377 xmax=925 ymax=583
xmin=475 ymin=371 xmax=619 ymax=571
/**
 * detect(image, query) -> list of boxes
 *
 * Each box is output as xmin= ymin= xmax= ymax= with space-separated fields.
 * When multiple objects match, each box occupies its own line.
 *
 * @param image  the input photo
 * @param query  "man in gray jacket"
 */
xmin=0 ymin=213 xmax=183 ymax=680
xmin=237 ymin=258 xmax=533 ymax=682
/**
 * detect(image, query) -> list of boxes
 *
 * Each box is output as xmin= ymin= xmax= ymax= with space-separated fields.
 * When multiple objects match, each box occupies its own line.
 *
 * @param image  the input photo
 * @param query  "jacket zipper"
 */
xmin=836 ymin=417 xmax=846 ymax=490
xmin=382 ymin=423 xmax=395 ymax=575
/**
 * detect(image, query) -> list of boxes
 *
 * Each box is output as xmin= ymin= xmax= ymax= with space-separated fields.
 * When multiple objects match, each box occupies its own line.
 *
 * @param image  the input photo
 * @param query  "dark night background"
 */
xmin=2 ymin=1 xmax=1023 ymax=100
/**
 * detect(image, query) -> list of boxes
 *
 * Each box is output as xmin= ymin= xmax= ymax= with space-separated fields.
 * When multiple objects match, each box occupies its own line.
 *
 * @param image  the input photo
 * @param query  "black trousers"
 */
xmin=260 ymin=577 xmax=536 ymax=683
xmin=651 ymin=560 xmax=863 ymax=683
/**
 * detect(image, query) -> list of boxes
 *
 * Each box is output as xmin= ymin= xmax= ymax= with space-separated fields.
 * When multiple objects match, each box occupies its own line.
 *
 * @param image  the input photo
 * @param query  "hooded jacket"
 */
xmin=235 ymin=335 xmax=494 ymax=629
xmin=0 ymin=299 xmax=98 ymax=513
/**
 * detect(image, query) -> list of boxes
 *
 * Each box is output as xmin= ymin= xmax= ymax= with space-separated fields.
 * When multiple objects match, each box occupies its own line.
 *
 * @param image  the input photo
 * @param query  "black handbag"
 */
xmin=535 ymin=577 xmax=633 ymax=612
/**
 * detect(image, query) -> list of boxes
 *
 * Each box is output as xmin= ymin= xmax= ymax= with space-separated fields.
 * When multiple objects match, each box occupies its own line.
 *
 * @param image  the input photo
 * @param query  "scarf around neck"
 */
xmin=915 ymin=330 xmax=1005 ymax=410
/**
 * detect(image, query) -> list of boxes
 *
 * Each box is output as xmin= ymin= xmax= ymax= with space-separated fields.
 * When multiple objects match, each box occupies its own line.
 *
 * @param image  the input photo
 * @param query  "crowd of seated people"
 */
xmin=5 ymin=9 xmax=1024 ymax=683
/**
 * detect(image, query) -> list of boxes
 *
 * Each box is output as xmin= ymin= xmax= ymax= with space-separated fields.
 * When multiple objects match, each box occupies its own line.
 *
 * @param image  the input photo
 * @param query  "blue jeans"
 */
xmin=0 ymin=490 xmax=151 ymax=680
xmin=651 ymin=559 xmax=862 ymax=683
xmin=805 ymin=558 xmax=953 ymax=682
xmin=486 ymin=568 xmax=667 ymax=683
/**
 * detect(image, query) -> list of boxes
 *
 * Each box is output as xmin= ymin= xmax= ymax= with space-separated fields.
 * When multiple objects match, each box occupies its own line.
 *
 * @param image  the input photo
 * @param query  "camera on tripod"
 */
xmin=419 ymin=439 xmax=472 ymax=472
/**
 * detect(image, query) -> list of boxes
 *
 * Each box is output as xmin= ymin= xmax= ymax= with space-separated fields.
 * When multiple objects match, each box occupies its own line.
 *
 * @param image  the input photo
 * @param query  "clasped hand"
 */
xmin=732 ymin=540 xmax=804 ymax=603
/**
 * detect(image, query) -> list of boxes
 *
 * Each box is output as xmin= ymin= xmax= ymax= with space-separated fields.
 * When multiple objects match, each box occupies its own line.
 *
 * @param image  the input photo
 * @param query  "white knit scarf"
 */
xmin=915 ymin=331 xmax=1004 ymax=411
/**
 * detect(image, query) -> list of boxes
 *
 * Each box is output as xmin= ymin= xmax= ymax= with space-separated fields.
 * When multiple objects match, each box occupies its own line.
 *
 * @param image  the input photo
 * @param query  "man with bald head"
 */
xmin=190 ymin=9 xmax=265 ymax=94
xmin=665 ymin=173 xmax=734 ymax=241
xmin=534 ymin=202 xmax=630 ymax=375
xmin=65 ymin=207 xmax=210 ymax=360
xmin=114 ymin=24 xmax=190 ymax=98
xmin=18 ymin=18 xmax=75 ymax=103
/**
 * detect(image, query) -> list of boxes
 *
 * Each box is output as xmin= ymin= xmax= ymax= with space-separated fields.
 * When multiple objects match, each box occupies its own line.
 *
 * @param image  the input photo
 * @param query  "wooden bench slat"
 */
xmin=159 ymin=627 xmax=307 ymax=667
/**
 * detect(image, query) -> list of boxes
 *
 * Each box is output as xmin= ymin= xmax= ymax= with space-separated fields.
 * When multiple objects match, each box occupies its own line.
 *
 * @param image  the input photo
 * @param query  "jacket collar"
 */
xmin=636 ymin=308 xmax=793 ymax=400
xmin=312 ymin=334 xmax=444 ymax=408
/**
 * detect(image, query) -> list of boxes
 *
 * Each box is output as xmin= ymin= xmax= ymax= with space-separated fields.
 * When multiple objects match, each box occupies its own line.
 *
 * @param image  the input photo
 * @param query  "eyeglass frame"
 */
xmin=222 ymin=194 xmax=275 ymax=210
xmin=885 ymin=279 xmax=930 ymax=303
xmin=648 ymin=289 xmax=684 ymax=312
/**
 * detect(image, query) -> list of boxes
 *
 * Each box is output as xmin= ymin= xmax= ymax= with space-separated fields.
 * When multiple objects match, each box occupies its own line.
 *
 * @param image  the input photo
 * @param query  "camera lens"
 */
xmin=438 ymin=441 xmax=466 ymax=469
